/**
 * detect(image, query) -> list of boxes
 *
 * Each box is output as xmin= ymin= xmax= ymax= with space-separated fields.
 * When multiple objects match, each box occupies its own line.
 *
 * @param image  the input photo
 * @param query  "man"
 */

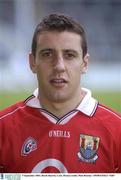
xmin=0 ymin=14 xmax=121 ymax=173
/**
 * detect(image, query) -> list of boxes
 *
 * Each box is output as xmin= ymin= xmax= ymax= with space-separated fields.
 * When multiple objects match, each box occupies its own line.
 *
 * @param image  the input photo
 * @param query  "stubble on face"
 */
xmin=35 ymin=31 xmax=86 ymax=106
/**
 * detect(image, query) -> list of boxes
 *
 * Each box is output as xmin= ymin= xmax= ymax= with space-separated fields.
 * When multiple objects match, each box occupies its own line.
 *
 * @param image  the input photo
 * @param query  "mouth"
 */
xmin=50 ymin=78 xmax=68 ymax=87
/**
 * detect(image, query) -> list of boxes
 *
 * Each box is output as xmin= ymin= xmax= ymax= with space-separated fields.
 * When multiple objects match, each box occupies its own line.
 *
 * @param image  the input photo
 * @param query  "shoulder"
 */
xmin=96 ymin=103 xmax=121 ymax=120
xmin=91 ymin=104 xmax=121 ymax=144
xmin=0 ymin=101 xmax=26 ymax=121
xmin=93 ymin=103 xmax=121 ymax=130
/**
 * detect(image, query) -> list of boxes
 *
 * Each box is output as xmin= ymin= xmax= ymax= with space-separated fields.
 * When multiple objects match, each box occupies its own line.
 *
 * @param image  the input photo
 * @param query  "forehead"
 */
xmin=37 ymin=31 xmax=82 ymax=51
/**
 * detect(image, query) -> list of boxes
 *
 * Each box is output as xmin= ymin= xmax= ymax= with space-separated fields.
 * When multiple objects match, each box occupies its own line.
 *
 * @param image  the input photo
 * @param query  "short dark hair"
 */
xmin=31 ymin=14 xmax=87 ymax=57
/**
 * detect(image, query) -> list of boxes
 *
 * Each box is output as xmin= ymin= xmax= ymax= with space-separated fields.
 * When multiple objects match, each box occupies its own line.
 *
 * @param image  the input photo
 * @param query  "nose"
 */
xmin=53 ymin=55 xmax=66 ymax=72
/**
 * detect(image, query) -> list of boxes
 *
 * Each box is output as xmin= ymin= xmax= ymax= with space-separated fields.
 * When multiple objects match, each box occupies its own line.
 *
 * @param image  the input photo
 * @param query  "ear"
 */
xmin=29 ymin=53 xmax=37 ymax=73
xmin=81 ymin=53 xmax=89 ymax=74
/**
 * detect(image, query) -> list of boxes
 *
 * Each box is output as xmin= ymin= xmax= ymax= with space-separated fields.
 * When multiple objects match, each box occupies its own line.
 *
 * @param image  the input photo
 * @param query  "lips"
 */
xmin=50 ymin=79 xmax=67 ymax=83
xmin=50 ymin=78 xmax=68 ymax=87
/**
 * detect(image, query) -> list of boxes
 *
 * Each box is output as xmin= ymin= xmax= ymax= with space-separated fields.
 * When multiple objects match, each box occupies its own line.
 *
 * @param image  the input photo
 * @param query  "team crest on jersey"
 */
xmin=77 ymin=134 xmax=100 ymax=163
xmin=21 ymin=137 xmax=37 ymax=156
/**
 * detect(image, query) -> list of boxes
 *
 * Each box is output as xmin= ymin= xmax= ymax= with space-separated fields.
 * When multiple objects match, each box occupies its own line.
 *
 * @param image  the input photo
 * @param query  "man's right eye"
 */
xmin=41 ymin=51 xmax=53 ymax=57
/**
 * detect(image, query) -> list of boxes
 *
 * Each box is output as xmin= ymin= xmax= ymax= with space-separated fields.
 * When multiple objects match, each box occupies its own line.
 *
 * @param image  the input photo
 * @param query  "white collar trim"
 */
xmin=26 ymin=88 xmax=97 ymax=117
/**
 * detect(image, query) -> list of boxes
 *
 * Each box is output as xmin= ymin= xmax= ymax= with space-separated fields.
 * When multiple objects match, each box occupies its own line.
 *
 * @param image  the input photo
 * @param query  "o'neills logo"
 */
xmin=49 ymin=130 xmax=70 ymax=138
xmin=21 ymin=137 xmax=37 ymax=156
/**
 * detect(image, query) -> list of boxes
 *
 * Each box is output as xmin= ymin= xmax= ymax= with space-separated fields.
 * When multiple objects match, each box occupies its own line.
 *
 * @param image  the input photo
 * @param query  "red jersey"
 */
xmin=0 ymin=88 xmax=121 ymax=173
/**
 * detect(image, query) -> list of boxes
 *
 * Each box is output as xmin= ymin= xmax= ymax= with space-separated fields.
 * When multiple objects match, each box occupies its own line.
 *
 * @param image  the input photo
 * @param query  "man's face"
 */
xmin=29 ymin=31 xmax=88 ymax=103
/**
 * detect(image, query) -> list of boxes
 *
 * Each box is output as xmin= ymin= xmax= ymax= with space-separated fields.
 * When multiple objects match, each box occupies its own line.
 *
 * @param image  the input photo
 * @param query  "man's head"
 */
xmin=31 ymin=14 xmax=87 ymax=58
xmin=29 ymin=14 xmax=89 ymax=106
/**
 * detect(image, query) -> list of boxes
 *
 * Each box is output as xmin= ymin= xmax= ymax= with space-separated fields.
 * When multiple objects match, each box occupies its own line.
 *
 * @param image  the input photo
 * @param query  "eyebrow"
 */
xmin=38 ymin=48 xmax=79 ymax=53
xmin=63 ymin=49 xmax=79 ymax=54
xmin=38 ymin=48 xmax=53 ymax=53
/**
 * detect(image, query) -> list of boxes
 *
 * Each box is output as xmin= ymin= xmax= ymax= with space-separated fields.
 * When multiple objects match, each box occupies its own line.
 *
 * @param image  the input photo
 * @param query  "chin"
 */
xmin=49 ymin=94 xmax=69 ymax=103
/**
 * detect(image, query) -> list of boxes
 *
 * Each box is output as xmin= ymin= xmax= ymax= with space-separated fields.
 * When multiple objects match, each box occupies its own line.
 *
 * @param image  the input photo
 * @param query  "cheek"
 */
xmin=70 ymin=65 xmax=81 ymax=79
xmin=68 ymin=70 xmax=81 ymax=88
xmin=36 ymin=65 xmax=50 ymax=83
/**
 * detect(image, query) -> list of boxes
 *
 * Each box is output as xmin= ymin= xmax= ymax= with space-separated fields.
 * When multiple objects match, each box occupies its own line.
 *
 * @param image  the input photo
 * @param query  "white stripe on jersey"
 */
xmin=98 ymin=105 xmax=121 ymax=120
xmin=0 ymin=105 xmax=26 ymax=120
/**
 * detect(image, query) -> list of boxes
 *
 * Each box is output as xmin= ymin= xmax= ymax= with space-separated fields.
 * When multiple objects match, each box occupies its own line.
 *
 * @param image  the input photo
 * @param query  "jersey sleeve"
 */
xmin=117 ymin=129 xmax=121 ymax=172
xmin=0 ymin=122 xmax=3 ymax=172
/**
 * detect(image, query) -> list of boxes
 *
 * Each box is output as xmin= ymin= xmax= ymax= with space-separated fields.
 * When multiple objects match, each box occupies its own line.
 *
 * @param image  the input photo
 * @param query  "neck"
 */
xmin=38 ymin=88 xmax=86 ymax=118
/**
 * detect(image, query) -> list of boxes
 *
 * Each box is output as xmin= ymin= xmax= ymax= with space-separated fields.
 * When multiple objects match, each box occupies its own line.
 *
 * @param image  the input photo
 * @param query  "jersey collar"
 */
xmin=26 ymin=88 xmax=97 ymax=117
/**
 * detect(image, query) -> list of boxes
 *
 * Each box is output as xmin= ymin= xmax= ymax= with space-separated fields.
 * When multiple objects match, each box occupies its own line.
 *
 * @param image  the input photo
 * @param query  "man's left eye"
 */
xmin=65 ymin=53 xmax=75 ymax=59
